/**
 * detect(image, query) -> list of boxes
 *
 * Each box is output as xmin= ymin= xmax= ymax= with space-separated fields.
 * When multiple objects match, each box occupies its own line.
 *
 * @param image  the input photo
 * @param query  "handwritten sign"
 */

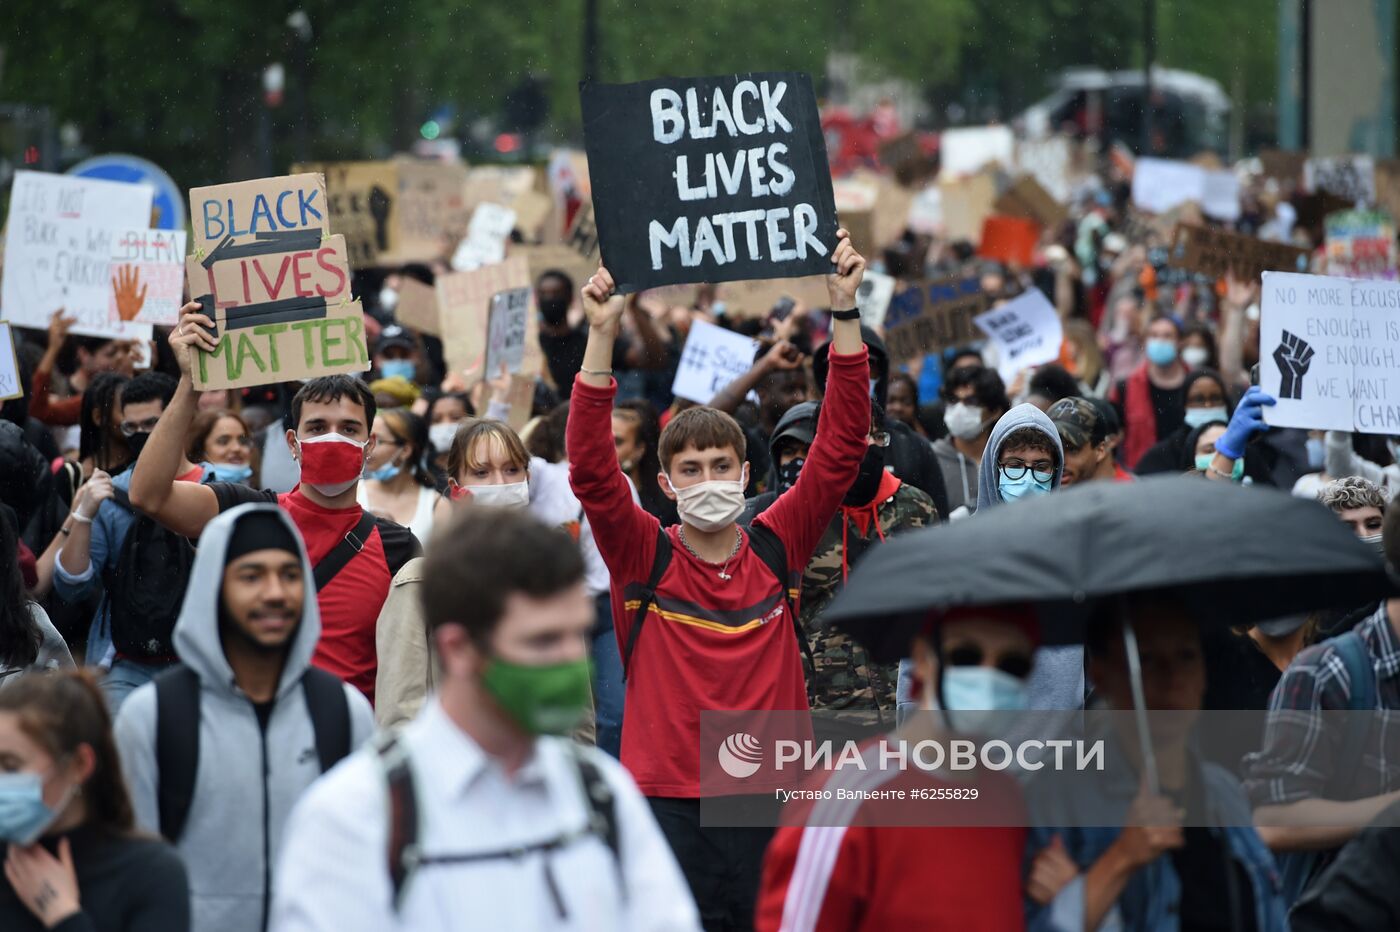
xmin=939 ymin=126 xmax=1014 ymax=178
xmin=1169 ymin=224 xmax=1311 ymax=282
xmin=486 ymin=287 xmax=530 ymax=376
xmin=670 ymin=319 xmax=760 ymax=404
xmin=452 ymin=203 xmax=517 ymax=271
xmin=856 ymin=271 xmax=896 ymax=329
xmin=3 ymin=171 xmax=154 ymax=338
xmin=1261 ymin=271 xmax=1400 ymax=433
xmin=108 ymin=228 xmax=186 ymax=327
xmin=394 ymin=277 xmax=440 ymax=336
xmin=436 ymin=255 xmax=539 ymax=385
xmin=883 ymin=277 xmax=990 ymax=362
xmin=1305 ymin=156 xmax=1375 ymax=204
xmin=1325 ymin=210 xmax=1397 ymax=280
xmin=186 ymin=173 xmax=367 ymax=390
xmin=974 ymin=288 xmax=1063 ymax=381
xmin=292 ymin=161 xmax=398 ymax=267
xmin=580 ymin=72 xmax=839 ymax=293
xmin=939 ymin=173 xmax=997 ymax=243
xmin=1132 ymin=158 xmax=1240 ymax=221
xmin=0 ymin=323 xmax=21 ymax=402
xmin=389 ymin=158 xmax=470 ymax=263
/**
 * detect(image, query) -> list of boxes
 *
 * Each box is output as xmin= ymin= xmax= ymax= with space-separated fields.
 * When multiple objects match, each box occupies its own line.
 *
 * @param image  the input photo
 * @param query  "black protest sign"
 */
xmin=580 ymin=72 xmax=839 ymax=293
xmin=883 ymin=277 xmax=990 ymax=363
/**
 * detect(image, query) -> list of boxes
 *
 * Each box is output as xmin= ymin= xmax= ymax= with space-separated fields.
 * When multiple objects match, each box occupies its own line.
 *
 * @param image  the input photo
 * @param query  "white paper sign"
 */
xmin=1131 ymin=158 xmax=1239 ymax=221
xmin=3 ymin=171 xmax=154 ymax=338
xmin=940 ymin=126 xmax=1015 ymax=178
xmin=1014 ymin=137 xmax=1073 ymax=203
xmin=974 ymin=288 xmax=1064 ymax=382
xmin=1305 ymin=156 xmax=1375 ymax=204
xmin=108 ymin=228 xmax=186 ymax=327
xmin=856 ymin=271 xmax=896 ymax=328
xmin=907 ymin=186 xmax=943 ymax=235
xmin=670 ymin=319 xmax=760 ymax=405
xmin=1260 ymin=271 xmax=1400 ymax=433
xmin=452 ymin=203 xmax=517 ymax=271
xmin=485 ymin=286 xmax=530 ymax=376
xmin=0 ymin=323 xmax=21 ymax=401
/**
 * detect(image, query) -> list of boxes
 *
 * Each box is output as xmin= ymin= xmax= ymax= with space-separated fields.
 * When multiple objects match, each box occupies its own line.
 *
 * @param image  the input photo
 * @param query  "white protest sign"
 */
xmin=907 ymin=186 xmax=943 ymax=235
xmin=485 ymin=286 xmax=530 ymax=376
xmin=1014 ymin=136 xmax=1073 ymax=203
xmin=108 ymin=228 xmax=186 ymax=327
xmin=973 ymin=288 xmax=1064 ymax=382
xmin=1260 ymin=271 xmax=1400 ymax=433
xmin=940 ymin=126 xmax=1015 ymax=178
xmin=0 ymin=323 xmax=21 ymax=401
xmin=1131 ymin=158 xmax=1239 ymax=221
xmin=856 ymin=271 xmax=896 ymax=328
xmin=3 ymin=171 xmax=154 ymax=338
xmin=1305 ymin=156 xmax=1375 ymax=204
xmin=670 ymin=319 xmax=760 ymax=405
xmin=451 ymin=203 xmax=517 ymax=271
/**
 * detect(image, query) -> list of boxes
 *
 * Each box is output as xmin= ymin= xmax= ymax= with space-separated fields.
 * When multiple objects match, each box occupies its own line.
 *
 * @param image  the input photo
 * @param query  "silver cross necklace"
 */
xmin=679 ymin=526 xmax=743 ymax=580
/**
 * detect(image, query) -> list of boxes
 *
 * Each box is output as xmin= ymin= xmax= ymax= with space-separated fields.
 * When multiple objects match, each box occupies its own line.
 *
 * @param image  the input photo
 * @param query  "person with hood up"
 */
xmin=744 ymin=400 xmax=938 ymax=724
xmin=115 ymin=504 xmax=374 ymax=932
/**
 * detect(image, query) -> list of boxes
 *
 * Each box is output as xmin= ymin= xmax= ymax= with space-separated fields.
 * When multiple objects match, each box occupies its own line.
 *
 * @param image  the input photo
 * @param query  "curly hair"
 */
xmin=1318 ymin=476 xmax=1388 ymax=515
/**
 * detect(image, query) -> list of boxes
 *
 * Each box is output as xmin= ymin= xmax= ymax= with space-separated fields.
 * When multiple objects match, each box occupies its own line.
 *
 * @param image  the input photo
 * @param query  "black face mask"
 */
xmin=125 ymin=431 xmax=151 ymax=461
xmin=777 ymin=457 xmax=805 ymax=493
xmin=843 ymin=446 xmax=886 ymax=506
xmin=538 ymin=296 xmax=570 ymax=325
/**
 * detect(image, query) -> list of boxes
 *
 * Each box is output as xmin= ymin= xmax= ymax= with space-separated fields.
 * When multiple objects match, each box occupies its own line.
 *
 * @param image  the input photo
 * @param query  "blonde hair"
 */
xmin=446 ymin=418 xmax=529 ymax=480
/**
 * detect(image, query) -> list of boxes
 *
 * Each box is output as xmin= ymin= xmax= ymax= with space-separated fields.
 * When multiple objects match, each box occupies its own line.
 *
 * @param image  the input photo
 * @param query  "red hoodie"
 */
xmin=567 ymin=347 xmax=870 ymax=797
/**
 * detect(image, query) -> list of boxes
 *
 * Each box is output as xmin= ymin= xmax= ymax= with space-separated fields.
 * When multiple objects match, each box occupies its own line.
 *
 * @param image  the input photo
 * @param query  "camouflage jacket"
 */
xmin=799 ymin=480 xmax=938 ymax=718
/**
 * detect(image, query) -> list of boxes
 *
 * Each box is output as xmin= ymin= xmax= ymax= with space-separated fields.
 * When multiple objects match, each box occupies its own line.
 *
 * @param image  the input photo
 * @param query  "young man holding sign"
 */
xmin=566 ymin=230 xmax=869 ymax=928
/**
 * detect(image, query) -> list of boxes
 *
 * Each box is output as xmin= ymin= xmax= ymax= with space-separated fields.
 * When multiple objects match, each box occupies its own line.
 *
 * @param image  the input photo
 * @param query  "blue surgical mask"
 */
xmin=365 ymin=462 xmax=402 ymax=483
xmin=1145 ymin=339 xmax=1178 ymax=367
xmin=1183 ymin=406 xmax=1227 ymax=430
xmin=998 ymin=471 xmax=1052 ymax=502
xmin=1196 ymin=454 xmax=1244 ymax=480
xmin=207 ymin=462 xmax=253 ymax=483
xmin=0 ymin=772 xmax=66 ymax=846
xmin=942 ymin=666 xmax=1029 ymax=734
xmin=379 ymin=359 xmax=415 ymax=382
xmin=1306 ymin=436 xmax=1326 ymax=471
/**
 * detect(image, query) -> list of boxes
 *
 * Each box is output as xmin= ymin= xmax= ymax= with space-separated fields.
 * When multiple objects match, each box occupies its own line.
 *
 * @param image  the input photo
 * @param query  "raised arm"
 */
xmin=128 ymin=302 xmax=220 ymax=537
xmin=708 ymin=340 xmax=803 ymax=415
xmin=28 ymin=310 xmax=82 ymax=427
xmin=621 ymin=294 xmax=671 ymax=370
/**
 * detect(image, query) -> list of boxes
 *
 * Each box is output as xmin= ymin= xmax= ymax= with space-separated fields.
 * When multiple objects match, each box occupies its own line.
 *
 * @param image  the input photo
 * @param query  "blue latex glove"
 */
xmin=1214 ymin=386 xmax=1277 ymax=460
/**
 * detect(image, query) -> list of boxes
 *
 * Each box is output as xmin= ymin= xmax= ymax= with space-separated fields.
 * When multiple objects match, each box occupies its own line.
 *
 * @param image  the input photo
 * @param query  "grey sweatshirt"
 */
xmin=115 ymin=503 xmax=374 ymax=932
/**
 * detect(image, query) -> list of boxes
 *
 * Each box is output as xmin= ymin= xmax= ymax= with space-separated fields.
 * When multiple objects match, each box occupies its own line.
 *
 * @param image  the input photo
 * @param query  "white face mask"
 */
xmin=466 ymin=480 xmax=530 ymax=509
xmin=944 ymin=402 xmax=986 ymax=441
xmin=1181 ymin=346 xmax=1210 ymax=369
xmin=667 ymin=472 xmax=748 ymax=533
xmin=428 ymin=422 xmax=459 ymax=455
xmin=379 ymin=286 xmax=399 ymax=313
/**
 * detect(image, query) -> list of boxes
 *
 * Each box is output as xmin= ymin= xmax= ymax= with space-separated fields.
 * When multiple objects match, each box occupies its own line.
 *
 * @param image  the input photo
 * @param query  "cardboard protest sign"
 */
xmin=855 ymin=270 xmax=895 ymax=329
xmin=452 ymin=203 xmax=517 ymax=271
xmin=108 ymin=229 xmax=186 ymax=327
xmin=939 ymin=126 xmax=1014 ymax=178
xmin=1324 ymin=210 xmax=1397 ymax=279
xmin=0 ymin=323 xmax=22 ymax=401
xmin=389 ymin=158 xmax=470 ymax=263
xmin=1259 ymin=150 xmax=1306 ymax=185
xmin=512 ymin=189 xmax=554 ymax=242
xmin=832 ymin=177 xmax=877 ymax=257
xmin=1260 ymin=271 xmax=1400 ymax=433
xmin=486 ymin=286 xmax=530 ymax=376
xmin=3 ymin=171 xmax=154 ymax=337
xmin=394 ymin=277 xmax=440 ymax=336
xmin=670 ymin=319 xmax=759 ymax=404
xmin=580 ymin=72 xmax=839 ymax=293
xmin=978 ymin=215 xmax=1040 ymax=266
xmin=940 ymin=173 xmax=997 ymax=244
xmin=906 ymin=186 xmax=943 ymax=235
xmin=185 ymin=174 xmax=367 ymax=390
xmin=878 ymin=132 xmax=936 ymax=186
xmin=995 ymin=175 xmax=1068 ymax=228
xmin=883 ymin=277 xmax=990 ymax=362
xmin=974 ymin=288 xmax=1063 ymax=381
xmin=720 ymin=275 xmax=830 ymax=317
xmin=436 ymin=255 xmax=538 ymax=386
xmin=566 ymin=201 xmax=601 ymax=267
xmin=1168 ymin=224 xmax=1311 ymax=282
xmin=1132 ymin=158 xmax=1239 ymax=221
xmin=292 ymin=161 xmax=398 ymax=267
xmin=1014 ymin=136 xmax=1075 ymax=203
xmin=1305 ymin=156 xmax=1375 ymax=204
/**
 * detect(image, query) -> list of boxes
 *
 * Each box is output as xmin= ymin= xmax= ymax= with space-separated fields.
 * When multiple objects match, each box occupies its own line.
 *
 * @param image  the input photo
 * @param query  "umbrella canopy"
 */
xmin=829 ymin=475 xmax=1394 ymax=663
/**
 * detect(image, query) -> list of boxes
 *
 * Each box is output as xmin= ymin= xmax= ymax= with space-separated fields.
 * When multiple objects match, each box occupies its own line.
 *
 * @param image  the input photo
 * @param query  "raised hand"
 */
xmin=582 ymin=266 xmax=626 ymax=332
xmin=826 ymin=228 xmax=867 ymax=310
xmin=112 ymin=264 xmax=148 ymax=322
xmin=1273 ymin=329 xmax=1314 ymax=400
xmin=169 ymin=301 xmax=219 ymax=379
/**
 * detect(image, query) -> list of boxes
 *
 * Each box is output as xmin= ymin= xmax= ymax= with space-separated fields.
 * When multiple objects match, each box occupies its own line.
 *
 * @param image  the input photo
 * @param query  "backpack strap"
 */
xmin=314 ymin=511 xmax=377 ymax=591
xmin=301 ymin=667 xmax=352 ymax=773
xmin=109 ymin=485 xmax=131 ymax=511
xmin=620 ymin=527 xmax=671 ymax=682
xmin=745 ymin=524 xmax=817 ymax=696
xmin=1329 ymin=630 xmax=1378 ymax=798
xmin=153 ymin=664 xmax=202 ymax=843
xmin=376 ymin=729 xmax=419 ymax=912
xmin=568 ymin=744 xmax=624 ymax=897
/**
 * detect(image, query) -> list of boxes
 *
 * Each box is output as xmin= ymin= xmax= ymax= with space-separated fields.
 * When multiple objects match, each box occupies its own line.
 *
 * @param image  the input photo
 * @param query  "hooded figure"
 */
xmin=814 ymin=325 xmax=951 ymax=519
xmin=115 ymin=504 xmax=374 ymax=932
xmin=976 ymin=403 xmax=1065 ymax=511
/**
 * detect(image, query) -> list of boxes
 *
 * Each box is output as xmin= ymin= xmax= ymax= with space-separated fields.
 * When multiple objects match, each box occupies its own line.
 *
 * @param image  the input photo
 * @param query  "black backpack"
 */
xmin=104 ymin=486 xmax=195 ymax=658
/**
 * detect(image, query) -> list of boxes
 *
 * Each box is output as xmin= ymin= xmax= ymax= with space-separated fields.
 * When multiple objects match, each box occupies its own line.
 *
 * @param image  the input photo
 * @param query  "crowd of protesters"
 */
xmin=2 ymin=128 xmax=1400 ymax=932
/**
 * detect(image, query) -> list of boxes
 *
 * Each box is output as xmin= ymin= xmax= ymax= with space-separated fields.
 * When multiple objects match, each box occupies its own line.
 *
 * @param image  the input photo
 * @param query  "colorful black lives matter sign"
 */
xmin=580 ymin=72 xmax=839 ymax=293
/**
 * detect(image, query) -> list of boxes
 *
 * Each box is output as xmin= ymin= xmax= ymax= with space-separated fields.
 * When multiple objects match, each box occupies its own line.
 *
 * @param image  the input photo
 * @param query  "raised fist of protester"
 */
xmin=1214 ymin=385 xmax=1277 ymax=461
xmin=46 ymin=309 xmax=75 ymax=348
xmin=761 ymin=339 xmax=804 ymax=373
xmin=76 ymin=470 xmax=115 ymax=521
xmin=826 ymin=227 xmax=867 ymax=310
xmin=1025 ymin=835 xmax=1080 ymax=906
xmin=582 ymin=265 xmax=626 ymax=332
xmin=169 ymin=300 xmax=219 ymax=378
xmin=1113 ymin=786 xmax=1185 ymax=870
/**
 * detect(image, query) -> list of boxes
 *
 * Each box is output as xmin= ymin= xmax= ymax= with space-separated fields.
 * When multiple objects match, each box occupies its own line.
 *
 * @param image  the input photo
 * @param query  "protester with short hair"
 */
xmin=271 ymin=507 xmax=699 ymax=930
xmin=0 ymin=669 xmax=189 ymax=931
xmin=1048 ymin=396 xmax=1119 ymax=486
xmin=28 ymin=310 xmax=133 ymax=428
xmin=1317 ymin=476 xmax=1387 ymax=544
xmin=1110 ymin=315 xmax=1189 ymax=468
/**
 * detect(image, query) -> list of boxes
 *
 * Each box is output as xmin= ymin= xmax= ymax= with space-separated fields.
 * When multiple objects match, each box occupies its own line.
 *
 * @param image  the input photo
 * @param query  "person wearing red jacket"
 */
xmin=567 ymin=231 xmax=871 ymax=930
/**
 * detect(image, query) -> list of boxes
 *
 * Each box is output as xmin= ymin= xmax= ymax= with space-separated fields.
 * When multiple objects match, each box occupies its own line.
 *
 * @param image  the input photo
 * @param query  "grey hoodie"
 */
xmin=972 ymin=404 xmax=1081 ymax=710
xmin=115 ymin=504 xmax=374 ymax=932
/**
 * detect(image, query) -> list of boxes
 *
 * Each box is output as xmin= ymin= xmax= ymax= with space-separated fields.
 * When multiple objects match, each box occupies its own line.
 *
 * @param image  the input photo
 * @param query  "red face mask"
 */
xmin=297 ymin=433 xmax=366 ymax=492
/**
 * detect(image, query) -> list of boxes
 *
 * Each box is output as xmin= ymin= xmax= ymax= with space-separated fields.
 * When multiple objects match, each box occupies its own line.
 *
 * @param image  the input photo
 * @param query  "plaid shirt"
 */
xmin=1243 ymin=604 xmax=1400 ymax=807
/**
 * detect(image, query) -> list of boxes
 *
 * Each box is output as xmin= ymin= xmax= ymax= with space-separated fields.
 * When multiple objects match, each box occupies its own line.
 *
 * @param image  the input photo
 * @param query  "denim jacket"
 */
xmin=1024 ymin=734 xmax=1287 ymax=932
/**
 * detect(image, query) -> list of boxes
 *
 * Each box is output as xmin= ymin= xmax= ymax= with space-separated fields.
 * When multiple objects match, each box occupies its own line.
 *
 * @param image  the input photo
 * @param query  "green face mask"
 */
xmin=1195 ymin=454 xmax=1243 ymax=481
xmin=480 ymin=656 xmax=593 ymax=736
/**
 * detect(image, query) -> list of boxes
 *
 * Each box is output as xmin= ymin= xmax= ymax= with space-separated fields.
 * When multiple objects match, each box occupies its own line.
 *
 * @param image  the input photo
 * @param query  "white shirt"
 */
xmin=528 ymin=457 xmax=636 ymax=598
xmin=269 ymin=699 xmax=699 ymax=932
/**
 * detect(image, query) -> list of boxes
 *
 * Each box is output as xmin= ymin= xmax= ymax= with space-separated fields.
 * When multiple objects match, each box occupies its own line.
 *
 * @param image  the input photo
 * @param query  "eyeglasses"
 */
xmin=947 ymin=644 xmax=1034 ymax=679
xmin=119 ymin=416 xmax=161 ymax=437
xmin=868 ymin=430 xmax=891 ymax=448
xmin=999 ymin=461 xmax=1055 ymax=483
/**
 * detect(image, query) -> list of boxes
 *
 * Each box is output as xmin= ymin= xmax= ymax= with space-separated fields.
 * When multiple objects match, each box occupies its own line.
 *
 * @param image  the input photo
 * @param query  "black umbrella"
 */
xmin=828 ymin=475 xmax=1392 ymax=665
